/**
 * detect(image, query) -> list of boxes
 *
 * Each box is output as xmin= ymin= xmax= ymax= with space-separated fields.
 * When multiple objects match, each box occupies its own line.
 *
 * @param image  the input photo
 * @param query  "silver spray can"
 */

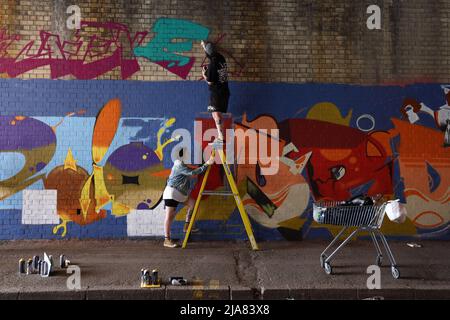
xmin=59 ymin=255 xmax=66 ymax=268
xmin=19 ymin=259 xmax=26 ymax=274
xmin=32 ymin=256 xmax=39 ymax=271
xmin=151 ymin=269 xmax=159 ymax=285
xmin=26 ymin=259 xmax=33 ymax=275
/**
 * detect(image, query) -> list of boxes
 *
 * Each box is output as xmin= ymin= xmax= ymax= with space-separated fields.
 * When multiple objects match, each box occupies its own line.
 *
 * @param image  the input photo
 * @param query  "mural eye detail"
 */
xmin=122 ymin=175 xmax=140 ymax=185
xmin=256 ymin=163 xmax=267 ymax=187
xmin=330 ymin=166 xmax=346 ymax=181
xmin=426 ymin=162 xmax=441 ymax=193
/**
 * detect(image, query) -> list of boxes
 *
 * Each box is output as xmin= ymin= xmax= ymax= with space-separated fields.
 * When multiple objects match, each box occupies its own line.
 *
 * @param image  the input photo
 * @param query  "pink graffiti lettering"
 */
xmin=0 ymin=22 xmax=142 ymax=80
xmin=0 ymin=21 xmax=239 ymax=80
xmin=0 ymin=28 xmax=20 ymax=58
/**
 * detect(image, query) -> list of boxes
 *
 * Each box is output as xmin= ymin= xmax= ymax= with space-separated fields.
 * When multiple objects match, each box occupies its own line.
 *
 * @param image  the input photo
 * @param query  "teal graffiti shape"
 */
xmin=134 ymin=18 xmax=210 ymax=68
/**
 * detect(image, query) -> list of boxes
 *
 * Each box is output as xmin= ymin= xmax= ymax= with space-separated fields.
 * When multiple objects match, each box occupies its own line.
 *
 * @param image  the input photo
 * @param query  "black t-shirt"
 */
xmin=206 ymin=53 xmax=230 ymax=96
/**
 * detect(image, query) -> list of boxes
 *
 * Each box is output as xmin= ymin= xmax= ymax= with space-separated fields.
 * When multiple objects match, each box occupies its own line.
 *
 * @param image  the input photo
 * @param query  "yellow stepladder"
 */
xmin=182 ymin=144 xmax=259 ymax=251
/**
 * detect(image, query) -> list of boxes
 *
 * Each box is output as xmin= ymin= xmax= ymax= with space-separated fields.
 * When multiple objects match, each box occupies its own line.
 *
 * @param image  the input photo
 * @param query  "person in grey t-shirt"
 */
xmin=162 ymin=154 xmax=215 ymax=248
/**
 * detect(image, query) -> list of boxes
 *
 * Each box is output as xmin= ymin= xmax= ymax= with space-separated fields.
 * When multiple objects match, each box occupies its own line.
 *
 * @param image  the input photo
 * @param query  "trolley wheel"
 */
xmin=376 ymin=255 xmax=383 ymax=267
xmin=320 ymin=255 xmax=327 ymax=268
xmin=324 ymin=262 xmax=333 ymax=275
xmin=391 ymin=266 xmax=400 ymax=279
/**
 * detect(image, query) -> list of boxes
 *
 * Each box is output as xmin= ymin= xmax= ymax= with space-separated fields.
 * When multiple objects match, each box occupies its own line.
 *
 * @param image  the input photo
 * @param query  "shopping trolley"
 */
xmin=313 ymin=196 xmax=400 ymax=279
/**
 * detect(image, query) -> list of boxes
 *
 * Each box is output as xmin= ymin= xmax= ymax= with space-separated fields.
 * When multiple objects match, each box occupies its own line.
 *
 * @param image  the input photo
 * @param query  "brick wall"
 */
xmin=0 ymin=0 xmax=449 ymax=83
xmin=0 ymin=1 xmax=448 ymax=241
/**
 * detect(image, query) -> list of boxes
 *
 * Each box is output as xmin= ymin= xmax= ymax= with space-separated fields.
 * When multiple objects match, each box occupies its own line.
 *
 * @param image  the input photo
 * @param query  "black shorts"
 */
xmin=164 ymin=199 xmax=180 ymax=208
xmin=208 ymin=91 xmax=230 ymax=114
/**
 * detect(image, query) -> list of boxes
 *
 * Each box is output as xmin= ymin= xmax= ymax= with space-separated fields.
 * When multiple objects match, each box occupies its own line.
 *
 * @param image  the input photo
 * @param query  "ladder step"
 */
xmin=183 ymin=145 xmax=259 ymax=251
xmin=208 ymin=143 xmax=232 ymax=148
xmin=202 ymin=191 xmax=236 ymax=196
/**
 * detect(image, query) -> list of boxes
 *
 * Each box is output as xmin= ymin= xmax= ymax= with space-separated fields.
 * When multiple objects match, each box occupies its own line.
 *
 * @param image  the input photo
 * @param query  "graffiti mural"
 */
xmin=400 ymin=86 xmax=450 ymax=147
xmin=0 ymin=22 xmax=142 ymax=79
xmin=390 ymin=119 xmax=449 ymax=233
xmin=280 ymin=118 xmax=394 ymax=201
xmin=0 ymin=116 xmax=56 ymax=200
xmin=44 ymin=150 xmax=107 ymax=236
xmin=0 ymin=81 xmax=448 ymax=240
xmin=134 ymin=18 xmax=210 ymax=79
xmin=0 ymin=98 xmax=178 ymax=237
xmin=0 ymin=18 xmax=243 ymax=80
xmin=235 ymin=114 xmax=311 ymax=236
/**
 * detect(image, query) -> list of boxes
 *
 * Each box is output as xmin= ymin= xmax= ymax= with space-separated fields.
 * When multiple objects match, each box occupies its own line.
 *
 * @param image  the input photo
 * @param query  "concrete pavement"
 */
xmin=0 ymin=239 xmax=449 ymax=300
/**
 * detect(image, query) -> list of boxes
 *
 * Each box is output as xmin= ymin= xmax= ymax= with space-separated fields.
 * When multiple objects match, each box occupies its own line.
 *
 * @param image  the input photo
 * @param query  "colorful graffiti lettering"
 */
xmin=0 ymin=27 xmax=20 ymax=57
xmin=0 ymin=22 xmax=142 ymax=79
xmin=134 ymin=18 xmax=210 ymax=79
xmin=0 ymin=18 xmax=240 ymax=80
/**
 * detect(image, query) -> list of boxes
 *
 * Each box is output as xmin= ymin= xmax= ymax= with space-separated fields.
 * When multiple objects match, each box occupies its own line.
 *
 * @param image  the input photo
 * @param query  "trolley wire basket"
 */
xmin=313 ymin=196 xmax=400 ymax=279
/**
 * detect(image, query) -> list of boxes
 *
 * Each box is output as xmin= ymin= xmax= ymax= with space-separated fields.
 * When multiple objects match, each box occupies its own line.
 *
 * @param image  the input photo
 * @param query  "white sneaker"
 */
xmin=164 ymin=238 xmax=179 ymax=248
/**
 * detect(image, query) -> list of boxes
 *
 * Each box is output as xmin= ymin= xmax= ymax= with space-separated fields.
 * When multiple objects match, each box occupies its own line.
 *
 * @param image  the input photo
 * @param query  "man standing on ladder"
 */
xmin=201 ymin=40 xmax=230 ymax=144
xmin=183 ymin=41 xmax=258 ymax=251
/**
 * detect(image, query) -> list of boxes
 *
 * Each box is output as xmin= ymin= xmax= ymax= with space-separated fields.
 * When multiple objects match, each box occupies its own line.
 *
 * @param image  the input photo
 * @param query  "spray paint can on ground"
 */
xmin=141 ymin=269 xmax=150 ymax=286
xmin=40 ymin=261 xmax=49 ymax=277
xmin=26 ymin=259 xmax=33 ymax=275
xmin=151 ymin=269 xmax=159 ymax=285
xmin=19 ymin=259 xmax=26 ymax=274
xmin=32 ymin=256 xmax=39 ymax=271
xmin=59 ymin=255 xmax=65 ymax=268
xmin=38 ymin=260 xmax=43 ymax=275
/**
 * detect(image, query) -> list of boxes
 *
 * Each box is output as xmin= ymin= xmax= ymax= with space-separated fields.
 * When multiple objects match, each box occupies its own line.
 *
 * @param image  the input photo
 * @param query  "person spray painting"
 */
xmin=162 ymin=153 xmax=215 ymax=248
xmin=201 ymin=40 xmax=230 ymax=144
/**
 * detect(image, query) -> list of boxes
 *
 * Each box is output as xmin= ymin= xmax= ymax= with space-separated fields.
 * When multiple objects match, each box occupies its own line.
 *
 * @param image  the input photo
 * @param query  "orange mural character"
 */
xmin=79 ymin=98 xmax=122 ymax=218
xmin=390 ymin=119 xmax=449 ymax=231
xmin=45 ymin=149 xmax=107 ymax=237
xmin=236 ymin=114 xmax=311 ymax=234
xmin=47 ymin=98 xmax=121 ymax=237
